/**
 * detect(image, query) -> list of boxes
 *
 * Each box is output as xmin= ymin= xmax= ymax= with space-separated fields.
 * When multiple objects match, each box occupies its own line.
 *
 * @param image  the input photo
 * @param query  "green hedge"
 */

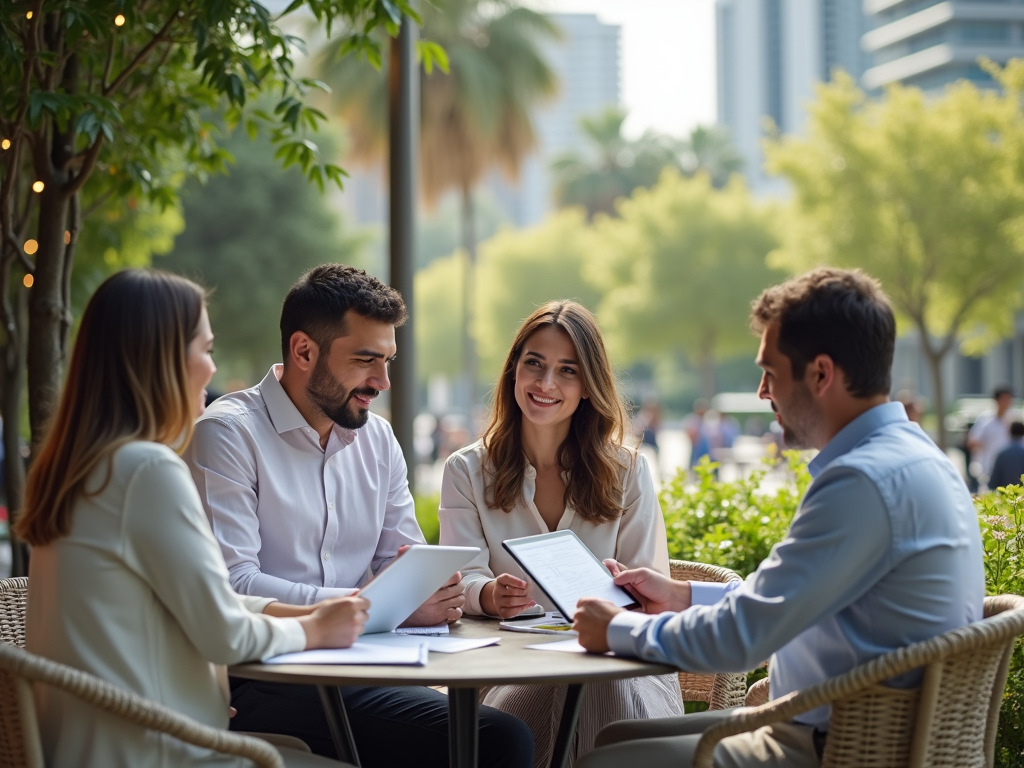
xmin=662 ymin=453 xmax=1024 ymax=768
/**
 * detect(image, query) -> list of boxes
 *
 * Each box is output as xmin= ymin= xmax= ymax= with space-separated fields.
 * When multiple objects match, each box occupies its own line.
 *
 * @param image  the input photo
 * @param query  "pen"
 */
xmin=502 ymin=612 xmax=552 ymax=622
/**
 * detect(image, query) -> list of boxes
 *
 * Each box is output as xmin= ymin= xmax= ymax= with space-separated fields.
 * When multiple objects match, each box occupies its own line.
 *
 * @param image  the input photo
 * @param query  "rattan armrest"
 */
xmin=0 ymin=643 xmax=284 ymax=768
xmin=692 ymin=596 xmax=1024 ymax=768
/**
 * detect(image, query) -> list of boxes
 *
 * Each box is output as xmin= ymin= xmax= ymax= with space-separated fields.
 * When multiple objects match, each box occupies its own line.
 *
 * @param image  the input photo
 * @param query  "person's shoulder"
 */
xmin=197 ymin=385 xmax=266 ymax=428
xmin=445 ymin=440 xmax=486 ymax=474
xmin=109 ymin=441 xmax=189 ymax=488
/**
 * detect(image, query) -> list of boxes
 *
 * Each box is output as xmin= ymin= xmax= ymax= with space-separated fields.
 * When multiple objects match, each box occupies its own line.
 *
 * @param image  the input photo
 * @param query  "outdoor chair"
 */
xmin=692 ymin=594 xmax=1024 ymax=768
xmin=0 ymin=576 xmax=286 ymax=768
xmin=669 ymin=560 xmax=749 ymax=710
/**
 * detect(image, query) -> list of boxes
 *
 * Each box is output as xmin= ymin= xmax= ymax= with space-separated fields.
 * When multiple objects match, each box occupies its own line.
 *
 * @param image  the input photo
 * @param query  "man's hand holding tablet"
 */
xmin=574 ymin=565 xmax=694 ymax=653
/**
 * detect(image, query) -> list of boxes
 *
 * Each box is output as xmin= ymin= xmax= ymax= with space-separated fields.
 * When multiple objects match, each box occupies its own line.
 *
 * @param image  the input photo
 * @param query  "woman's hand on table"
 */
xmin=481 ymin=574 xmax=535 ymax=619
xmin=298 ymin=596 xmax=370 ymax=649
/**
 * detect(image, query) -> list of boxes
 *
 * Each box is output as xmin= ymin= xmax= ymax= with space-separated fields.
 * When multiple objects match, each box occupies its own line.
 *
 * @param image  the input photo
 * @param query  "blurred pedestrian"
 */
xmin=989 ymin=421 xmax=1024 ymax=489
xmin=967 ymin=385 xmax=1014 ymax=489
xmin=683 ymin=398 xmax=711 ymax=466
xmin=896 ymin=389 xmax=925 ymax=425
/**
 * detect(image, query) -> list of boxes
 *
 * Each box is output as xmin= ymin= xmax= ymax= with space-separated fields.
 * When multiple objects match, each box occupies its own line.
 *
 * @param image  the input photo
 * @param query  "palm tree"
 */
xmin=679 ymin=125 xmax=744 ymax=188
xmin=317 ymin=0 xmax=559 ymax=411
xmin=551 ymin=111 xmax=744 ymax=218
xmin=551 ymin=108 xmax=679 ymax=218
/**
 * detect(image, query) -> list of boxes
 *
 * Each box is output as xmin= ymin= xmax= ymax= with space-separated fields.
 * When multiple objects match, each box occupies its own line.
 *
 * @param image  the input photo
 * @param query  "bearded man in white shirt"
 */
xmin=185 ymin=264 xmax=534 ymax=768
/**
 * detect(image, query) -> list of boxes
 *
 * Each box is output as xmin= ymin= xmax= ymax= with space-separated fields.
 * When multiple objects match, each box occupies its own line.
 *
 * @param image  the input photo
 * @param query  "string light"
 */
xmin=114 ymin=14 xmax=126 ymax=26
xmin=32 ymin=181 xmax=44 ymax=193
xmin=0 ymin=139 xmax=10 ymax=150
xmin=26 ymin=11 xmax=32 ymax=20
xmin=23 ymin=275 xmax=33 ymax=289
xmin=23 ymin=240 xmax=38 ymax=255
xmin=64 ymin=231 xmax=71 ymax=245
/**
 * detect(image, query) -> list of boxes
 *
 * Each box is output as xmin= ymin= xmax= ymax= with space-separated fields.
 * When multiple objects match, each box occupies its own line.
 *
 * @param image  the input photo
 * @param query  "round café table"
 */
xmin=230 ymin=616 xmax=676 ymax=768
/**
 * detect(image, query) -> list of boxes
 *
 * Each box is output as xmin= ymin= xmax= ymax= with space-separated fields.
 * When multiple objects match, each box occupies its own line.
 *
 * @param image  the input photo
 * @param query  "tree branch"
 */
xmin=64 ymin=136 xmax=104 ymax=198
xmin=122 ymin=41 xmax=174 ymax=104
xmin=81 ymin=188 xmax=114 ymax=220
xmin=102 ymin=35 xmax=116 ymax=92
xmin=103 ymin=10 xmax=180 ymax=98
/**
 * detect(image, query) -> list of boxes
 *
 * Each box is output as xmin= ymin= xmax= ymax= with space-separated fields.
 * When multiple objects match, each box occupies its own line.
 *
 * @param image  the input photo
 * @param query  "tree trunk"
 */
xmin=27 ymin=185 xmax=69 ymax=453
xmin=920 ymin=331 xmax=949 ymax=452
xmin=460 ymin=184 xmax=477 ymax=418
xmin=4 ymin=286 xmax=28 ymax=577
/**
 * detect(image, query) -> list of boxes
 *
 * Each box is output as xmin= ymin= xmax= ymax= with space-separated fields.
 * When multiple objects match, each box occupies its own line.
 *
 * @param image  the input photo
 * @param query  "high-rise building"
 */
xmin=716 ymin=0 xmax=871 ymax=194
xmin=862 ymin=0 xmax=1024 ymax=91
xmin=488 ymin=13 xmax=620 ymax=228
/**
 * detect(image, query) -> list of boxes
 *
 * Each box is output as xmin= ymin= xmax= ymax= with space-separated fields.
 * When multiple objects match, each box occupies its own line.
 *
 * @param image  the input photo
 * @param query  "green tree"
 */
xmin=551 ymin=111 xmax=743 ymax=219
xmin=0 ymin=0 xmax=419 ymax=574
xmin=590 ymin=170 xmax=781 ymax=398
xmin=159 ymin=130 xmax=365 ymax=385
xmin=415 ymin=250 xmax=465 ymax=381
xmin=474 ymin=208 xmax=602 ymax=380
xmin=318 ymin=0 xmax=559 ymax=404
xmin=765 ymin=65 xmax=1024 ymax=449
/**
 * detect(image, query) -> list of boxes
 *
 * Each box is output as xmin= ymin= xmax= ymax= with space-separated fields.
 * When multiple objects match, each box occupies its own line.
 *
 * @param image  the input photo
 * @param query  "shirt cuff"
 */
xmin=607 ymin=610 xmax=655 ymax=657
xmin=238 ymin=594 xmax=276 ymax=614
xmin=462 ymin=576 xmax=496 ymax=617
xmin=270 ymin=617 xmax=308 ymax=657
xmin=690 ymin=581 xmax=732 ymax=606
xmin=315 ymin=586 xmax=359 ymax=602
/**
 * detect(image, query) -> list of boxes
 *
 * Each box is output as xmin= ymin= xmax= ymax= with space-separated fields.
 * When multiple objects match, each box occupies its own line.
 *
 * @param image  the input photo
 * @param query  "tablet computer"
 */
xmin=501 ymin=530 xmax=639 ymax=619
xmin=358 ymin=545 xmax=480 ymax=635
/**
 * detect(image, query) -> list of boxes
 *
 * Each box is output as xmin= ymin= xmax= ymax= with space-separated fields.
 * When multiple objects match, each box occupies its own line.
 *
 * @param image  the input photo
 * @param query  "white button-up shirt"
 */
xmin=185 ymin=365 xmax=424 ymax=605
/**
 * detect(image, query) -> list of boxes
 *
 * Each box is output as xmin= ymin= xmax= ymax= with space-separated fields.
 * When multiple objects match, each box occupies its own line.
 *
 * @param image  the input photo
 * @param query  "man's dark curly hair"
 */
xmin=750 ymin=267 xmax=895 ymax=398
xmin=280 ymin=264 xmax=407 ymax=362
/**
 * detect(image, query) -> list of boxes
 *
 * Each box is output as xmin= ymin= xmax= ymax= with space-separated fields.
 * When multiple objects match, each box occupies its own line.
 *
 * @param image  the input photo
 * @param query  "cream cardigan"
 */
xmin=439 ymin=440 xmax=670 ymax=616
xmin=26 ymin=441 xmax=306 ymax=768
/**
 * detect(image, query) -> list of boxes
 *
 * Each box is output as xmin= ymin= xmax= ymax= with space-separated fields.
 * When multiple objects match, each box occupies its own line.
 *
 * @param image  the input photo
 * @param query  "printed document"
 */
xmin=264 ymin=643 xmax=427 ymax=666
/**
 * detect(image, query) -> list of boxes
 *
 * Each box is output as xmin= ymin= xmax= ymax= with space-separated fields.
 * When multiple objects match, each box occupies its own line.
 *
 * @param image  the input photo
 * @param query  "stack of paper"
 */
xmin=264 ymin=643 xmax=428 ymax=666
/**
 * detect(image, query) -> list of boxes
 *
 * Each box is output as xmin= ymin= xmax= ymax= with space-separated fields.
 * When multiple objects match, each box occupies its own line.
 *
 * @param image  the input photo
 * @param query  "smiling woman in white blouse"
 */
xmin=16 ymin=269 xmax=367 ymax=768
xmin=439 ymin=300 xmax=683 ymax=768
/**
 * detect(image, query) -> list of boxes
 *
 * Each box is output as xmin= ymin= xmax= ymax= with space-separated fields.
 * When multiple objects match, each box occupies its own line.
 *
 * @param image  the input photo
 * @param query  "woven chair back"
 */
xmin=668 ymin=560 xmax=748 ymax=710
xmin=822 ymin=594 xmax=1024 ymax=768
xmin=0 ymin=577 xmax=40 ymax=768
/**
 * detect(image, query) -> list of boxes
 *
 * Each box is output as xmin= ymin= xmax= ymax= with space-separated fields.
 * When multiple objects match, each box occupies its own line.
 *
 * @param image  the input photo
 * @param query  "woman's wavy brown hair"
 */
xmin=482 ymin=300 xmax=632 ymax=524
xmin=15 ymin=269 xmax=205 ymax=547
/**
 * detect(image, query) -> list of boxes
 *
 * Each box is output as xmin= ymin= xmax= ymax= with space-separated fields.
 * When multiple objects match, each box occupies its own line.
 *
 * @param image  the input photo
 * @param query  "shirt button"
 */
xmin=328 ymin=503 xmax=335 ymax=512
xmin=323 ymin=552 xmax=330 ymax=561
xmin=525 ymin=466 xmax=536 ymax=479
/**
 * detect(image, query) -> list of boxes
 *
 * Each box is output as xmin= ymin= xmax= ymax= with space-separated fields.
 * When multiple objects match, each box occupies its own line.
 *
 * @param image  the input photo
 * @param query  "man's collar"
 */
xmin=258 ymin=365 xmax=358 ymax=447
xmin=808 ymin=401 xmax=908 ymax=478
xmin=259 ymin=365 xmax=310 ymax=435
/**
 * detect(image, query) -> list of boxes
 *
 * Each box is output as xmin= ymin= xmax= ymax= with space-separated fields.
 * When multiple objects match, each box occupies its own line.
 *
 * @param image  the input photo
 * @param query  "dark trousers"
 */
xmin=230 ymin=678 xmax=535 ymax=768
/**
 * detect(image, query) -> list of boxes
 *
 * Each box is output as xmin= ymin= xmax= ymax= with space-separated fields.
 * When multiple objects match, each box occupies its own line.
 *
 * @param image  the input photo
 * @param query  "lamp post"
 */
xmin=389 ymin=15 xmax=419 ymax=490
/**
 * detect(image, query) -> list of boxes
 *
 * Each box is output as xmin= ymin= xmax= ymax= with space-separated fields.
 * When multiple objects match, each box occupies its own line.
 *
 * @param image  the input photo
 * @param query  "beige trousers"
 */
xmin=575 ymin=709 xmax=821 ymax=768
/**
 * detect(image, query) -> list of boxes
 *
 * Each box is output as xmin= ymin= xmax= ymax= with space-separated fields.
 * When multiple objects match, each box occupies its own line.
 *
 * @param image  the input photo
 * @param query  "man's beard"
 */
xmin=774 ymin=382 xmax=817 ymax=450
xmin=307 ymin=356 xmax=378 ymax=430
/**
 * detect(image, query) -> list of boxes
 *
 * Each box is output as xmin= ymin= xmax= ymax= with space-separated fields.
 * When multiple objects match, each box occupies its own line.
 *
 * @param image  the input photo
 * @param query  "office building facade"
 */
xmin=716 ymin=0 xmax=871 ymax=193
xmin=862 ymin=0 xmax=1024 ymax=91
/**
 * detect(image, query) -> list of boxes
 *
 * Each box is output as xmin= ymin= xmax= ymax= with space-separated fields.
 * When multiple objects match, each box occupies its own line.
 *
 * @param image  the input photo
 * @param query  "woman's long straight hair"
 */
xmin=15 ymin=269 xmax=205 ymax=547
xmin=482 ymin=300 xmax=632 ymax=524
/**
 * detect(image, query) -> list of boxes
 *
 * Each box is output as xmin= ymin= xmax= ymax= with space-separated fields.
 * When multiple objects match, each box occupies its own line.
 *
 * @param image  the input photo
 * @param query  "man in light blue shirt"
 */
xmin=574 ymin=268 xmax=985 ymax=768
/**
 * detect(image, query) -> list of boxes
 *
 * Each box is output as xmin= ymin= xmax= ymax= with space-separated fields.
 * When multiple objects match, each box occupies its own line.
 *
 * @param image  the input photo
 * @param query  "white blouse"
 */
xmin=439 ymin=440 xmax=670 ymax=616
xmin=26 ymin=441 xmax=307 ymax=768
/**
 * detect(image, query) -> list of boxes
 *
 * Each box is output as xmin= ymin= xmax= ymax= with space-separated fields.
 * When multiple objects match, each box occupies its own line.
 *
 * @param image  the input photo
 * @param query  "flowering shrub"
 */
xmin=978 ymin=485 xmax=1024 ymax=767
xmin=660 ymin=450 xmax=809 ymax=576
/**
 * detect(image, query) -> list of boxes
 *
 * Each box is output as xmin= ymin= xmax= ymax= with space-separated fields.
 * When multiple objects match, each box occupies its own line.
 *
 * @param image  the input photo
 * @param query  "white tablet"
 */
xmin=358 ymin=545 xmax=480 ymax=635
xmin=502 ymin=531 xmax=639 ymax=619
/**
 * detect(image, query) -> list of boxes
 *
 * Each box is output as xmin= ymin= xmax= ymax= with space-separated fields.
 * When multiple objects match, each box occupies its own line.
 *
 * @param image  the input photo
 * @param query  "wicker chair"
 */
xmin=669 ymin=560 xmax=749 ymax=710
xmin=692 ymin=594 xmax=1024 ymax=768
xmin=0 ymin=576 xmax=285 ymax=768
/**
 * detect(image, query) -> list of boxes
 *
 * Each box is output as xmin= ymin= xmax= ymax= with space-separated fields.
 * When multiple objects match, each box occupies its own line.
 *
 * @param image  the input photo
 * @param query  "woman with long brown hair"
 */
xmin=17 ymin=269 xmax=365 ymax=768
xmin=439 ymin=300 xmax=683 ymax=767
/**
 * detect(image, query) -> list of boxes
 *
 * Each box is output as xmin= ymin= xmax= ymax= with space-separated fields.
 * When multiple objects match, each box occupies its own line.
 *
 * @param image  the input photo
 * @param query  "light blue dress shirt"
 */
xmin=608 ymin=402 xmax=985 ymax=729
